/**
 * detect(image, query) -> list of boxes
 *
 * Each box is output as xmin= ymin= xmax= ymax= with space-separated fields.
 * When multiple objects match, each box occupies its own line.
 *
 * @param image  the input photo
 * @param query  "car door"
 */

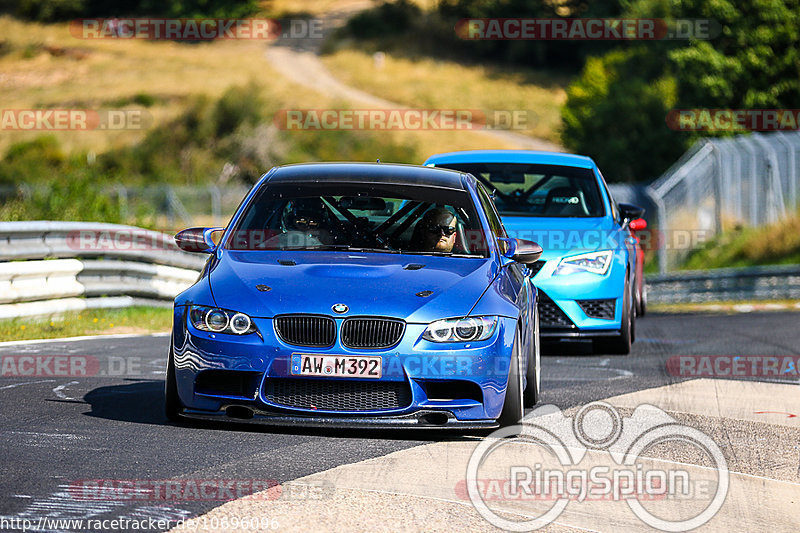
xmin=475 ymin=183 xmax=534 ymax=357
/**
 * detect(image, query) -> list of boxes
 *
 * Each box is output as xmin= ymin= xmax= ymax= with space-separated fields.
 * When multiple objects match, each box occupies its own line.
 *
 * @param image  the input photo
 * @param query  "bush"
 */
xmin=11 ymin=0 xmax=85 ymax=21
xmin=333 ymin=0 xmax=627 ymax=72
xmin=101 ymin=83 xmax=265 ymax=184
xmin=0 ymin=136 xmax=67 ymax=186
xmin=345 ymin=0 xmax=421 ymax=40
xmin=213 ymin=82 xmax=264 ymax=137
xmin=0 ymin=166 xmax=125 ymax=222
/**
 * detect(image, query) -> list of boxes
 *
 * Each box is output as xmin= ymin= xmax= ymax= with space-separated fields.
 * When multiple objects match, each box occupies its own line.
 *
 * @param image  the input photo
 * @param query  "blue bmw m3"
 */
xmin=423 ymin=150 xmax=645 ymax=355
xmin=166 ymin=162 xmax=543 ymax=429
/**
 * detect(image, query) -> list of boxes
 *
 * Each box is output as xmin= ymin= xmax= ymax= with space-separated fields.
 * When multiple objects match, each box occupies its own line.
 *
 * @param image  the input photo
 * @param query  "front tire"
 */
xmin=499 ymin=328 xmax=524 ymax=426
xmin=637 ymin=279 xmax=647 ymax=317
xmin=165 ymin=346 xmax=184 ymax=422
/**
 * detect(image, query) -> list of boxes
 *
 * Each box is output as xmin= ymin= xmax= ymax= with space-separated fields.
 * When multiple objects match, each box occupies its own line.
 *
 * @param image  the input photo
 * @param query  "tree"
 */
xmin=562 ymin=0 xmax=800 ymax=182
xmin=562 ymin=47 xmax=688 ymax=182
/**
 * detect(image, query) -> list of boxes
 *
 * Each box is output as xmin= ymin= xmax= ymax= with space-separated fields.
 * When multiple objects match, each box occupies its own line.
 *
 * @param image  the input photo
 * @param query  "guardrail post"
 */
xmin=209 ymin=185 xmax=222 ymax=226
xmin=115 ymin=185 xmax=129 ymax=221
xmin=711 ymin=141 xmax=723 ymax=234
xmin=775 ymin=131 xmax=798 ymax=212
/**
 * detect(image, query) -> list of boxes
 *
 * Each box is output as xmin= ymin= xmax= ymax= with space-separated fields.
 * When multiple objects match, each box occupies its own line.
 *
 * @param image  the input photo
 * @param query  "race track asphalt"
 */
xmin=1 ymin=311 xmax=798 ymax=532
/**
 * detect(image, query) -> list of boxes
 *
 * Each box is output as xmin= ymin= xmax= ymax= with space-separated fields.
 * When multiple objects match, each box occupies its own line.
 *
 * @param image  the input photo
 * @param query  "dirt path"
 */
xmin=265 ymin=5 xmax=564 ymax=152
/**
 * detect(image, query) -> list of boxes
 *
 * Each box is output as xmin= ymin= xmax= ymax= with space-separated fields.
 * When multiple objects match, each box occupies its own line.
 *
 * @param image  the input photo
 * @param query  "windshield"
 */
xmin=432 ymin=163 xmax=605 ymax=217
xmin=226 ymin=181 xmax=489 ymax=257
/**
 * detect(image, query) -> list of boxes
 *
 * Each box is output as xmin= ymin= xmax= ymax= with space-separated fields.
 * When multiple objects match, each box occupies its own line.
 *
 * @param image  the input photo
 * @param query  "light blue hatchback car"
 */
xmin=424 ymin=150 xmax=645 ymax=354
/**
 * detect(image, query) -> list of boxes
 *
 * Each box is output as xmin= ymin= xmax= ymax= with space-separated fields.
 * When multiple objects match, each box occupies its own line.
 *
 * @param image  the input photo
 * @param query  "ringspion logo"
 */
xmin=465 ymin=402 xmax=728 ymax=531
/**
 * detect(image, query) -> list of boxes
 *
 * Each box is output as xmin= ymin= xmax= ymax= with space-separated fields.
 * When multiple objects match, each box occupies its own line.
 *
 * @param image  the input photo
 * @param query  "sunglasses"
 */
xmin=427 ymin=224 xmax=457 ymax=236
xmin=293 ymin=217 xmax=319 ymax=229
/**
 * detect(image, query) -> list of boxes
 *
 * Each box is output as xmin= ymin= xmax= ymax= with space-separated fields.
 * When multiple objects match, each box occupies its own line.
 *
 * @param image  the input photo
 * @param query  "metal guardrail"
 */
xmin=648 ymin=131 xmax=800 ymax=272
xmin=1 ymin=222 xmax=797 ymax=318
xmin=0 ymin=222 xmax=204 ymax=318
xmin=646 ymin=264 xmax=800 ymax=304
xmin=0 ymin=221 xmax=205 ymax=269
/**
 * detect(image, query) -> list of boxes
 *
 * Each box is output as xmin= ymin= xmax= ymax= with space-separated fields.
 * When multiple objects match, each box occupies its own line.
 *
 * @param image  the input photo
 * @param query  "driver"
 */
xmin=286 ymin=199 xmax=326 ymax=232
xmin=276 ymin=198 xmax=332 ymax=247
xmin=412 ymin=207 xmax=458 ymax=253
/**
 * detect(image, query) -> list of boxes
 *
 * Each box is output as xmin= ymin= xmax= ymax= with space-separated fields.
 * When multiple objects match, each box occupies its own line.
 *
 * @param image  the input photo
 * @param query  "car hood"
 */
xmin=501 ymin=216 xmax=622 ymax=262
xmin=209 ymin=251 xmax=498 ymax=322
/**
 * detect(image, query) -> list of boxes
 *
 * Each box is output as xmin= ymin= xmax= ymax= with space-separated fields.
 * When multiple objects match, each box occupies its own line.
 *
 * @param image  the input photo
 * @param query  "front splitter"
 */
xmin=180 ymin=406 xmax=499 ymax=430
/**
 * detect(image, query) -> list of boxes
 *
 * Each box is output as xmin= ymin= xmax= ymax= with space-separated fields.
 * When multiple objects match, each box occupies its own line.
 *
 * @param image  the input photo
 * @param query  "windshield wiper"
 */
xmin=401 ymin=250 xmax=482 ymax=258
xmin=280 ymin=245 xmax=350 ymax=251
xmin=280 ymin=245 xmax=400 ymax=253
xmin=347 ymin=247 xmax=401 ymax=254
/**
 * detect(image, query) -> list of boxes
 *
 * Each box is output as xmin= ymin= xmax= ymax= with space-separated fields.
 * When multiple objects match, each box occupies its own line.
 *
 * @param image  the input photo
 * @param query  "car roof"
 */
xmin=424 ymin=150 xmax=596 ymax=170
xmin=267 ymin=162 xmax=469 ymax=190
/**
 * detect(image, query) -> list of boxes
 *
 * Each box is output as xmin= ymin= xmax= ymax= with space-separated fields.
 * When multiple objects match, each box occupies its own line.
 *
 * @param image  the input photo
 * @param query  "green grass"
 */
xmin=680 ymin=213 xmax=800 ymax=270
xmin=650 ymin=299 xmax=800 ymax=314
xmin=0 ymin=306 xmax=172 ymax=342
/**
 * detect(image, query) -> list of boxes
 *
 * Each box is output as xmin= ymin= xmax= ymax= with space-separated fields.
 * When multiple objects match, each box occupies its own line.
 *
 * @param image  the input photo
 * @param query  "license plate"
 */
xmin=291 ymin=354 xmax=382 ymax=378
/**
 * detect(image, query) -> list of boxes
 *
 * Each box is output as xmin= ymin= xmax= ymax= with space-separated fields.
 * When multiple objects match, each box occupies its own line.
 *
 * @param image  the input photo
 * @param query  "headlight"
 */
xmin=423 ymin=316 xmax=497 ymax=343
xmin=555 ymin=250 xmax=613 ymax=276
xmin=189 ymin=306 xmax=257 ymax=335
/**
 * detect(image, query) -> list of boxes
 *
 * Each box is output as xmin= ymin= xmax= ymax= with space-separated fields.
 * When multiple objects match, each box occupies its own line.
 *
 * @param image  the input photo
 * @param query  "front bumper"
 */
xmin=532 ymin=258 xmax=626 ymax=338
xmin=171 ymin=306 xmax=518 ymax=425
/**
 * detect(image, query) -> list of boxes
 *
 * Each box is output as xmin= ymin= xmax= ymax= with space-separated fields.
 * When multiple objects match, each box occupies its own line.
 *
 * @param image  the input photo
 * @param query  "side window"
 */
xmin=476 ymin=183 xmax=507 ymax=238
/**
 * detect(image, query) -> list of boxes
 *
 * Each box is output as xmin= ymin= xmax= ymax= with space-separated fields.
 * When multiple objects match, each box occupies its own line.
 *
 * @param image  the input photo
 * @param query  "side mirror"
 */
xmin=629 ymin=218 xmax=647 ymax=231
xmin=618 ymin=203 xmax=645 ymax=223
xmin=175 ymin=227 xmax=224 ymax=253
xmin=498 ymin=238 xmax=543 ymax=264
